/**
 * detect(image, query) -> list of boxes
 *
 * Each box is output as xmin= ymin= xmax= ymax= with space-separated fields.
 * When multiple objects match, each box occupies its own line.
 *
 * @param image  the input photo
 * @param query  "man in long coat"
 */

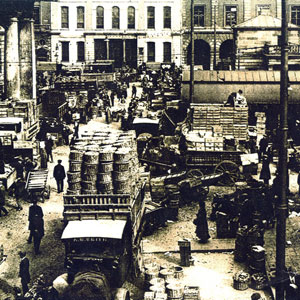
xmin=19 ymin=251 xmax=30 ymax=295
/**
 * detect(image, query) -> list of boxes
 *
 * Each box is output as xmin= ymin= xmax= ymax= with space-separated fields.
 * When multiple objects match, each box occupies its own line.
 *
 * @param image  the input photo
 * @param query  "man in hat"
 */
xmin=45 ymin=134 xmax=54 ymax=163
xmin=53 ymin=160 xmax=66 ymax=193
xmin=18 ymin=251 xmax=30 ymax=295
xmin=28 ymin=199 xmax=44 ymax=255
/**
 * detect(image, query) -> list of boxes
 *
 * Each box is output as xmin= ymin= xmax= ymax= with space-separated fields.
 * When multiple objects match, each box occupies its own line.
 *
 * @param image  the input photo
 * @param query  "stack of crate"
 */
xmin=204 ymin=137 xmax=224 ymax=151
xmin=255 ymin=112 xmax=266 ymax=136
xmin=191 ymin=104 xmax=248 ymax=141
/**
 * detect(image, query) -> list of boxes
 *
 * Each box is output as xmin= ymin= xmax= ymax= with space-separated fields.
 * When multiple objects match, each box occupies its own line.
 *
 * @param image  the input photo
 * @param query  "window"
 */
xmin=291 ymin=6 xmax=300 ymax=25
xmin=163 ymin=42 xmax=171 ymax=62
xmin=147 ymin=6 xmax=155 ymax=29
xmin=77 ymin=42 xmax=85 ymax=62
xmin=194 ymin=5 xmax=204 ymax=27
xmin=61 ymin=6 xmax=69 ymax=29
xmin=77 ymin=6 xmax=85 ymax=29
xmin=128 ymin=6 xmax=135 ymax=29
xmin=94 ymin=39 xmax=107 ymax=60
xmin=225 ymin=6 xmax=237 ymax=26
xmin=164 ymin=6 xmax=171 ymax=29
xmin=61 ymin=42 xmax=69 ymax=62
xmin=147 ymin=42 xmax=155 ymax=62
xmin=112 ymin=6 xmax=120 ymax=29
xmin=34 ymin=6 xmax=40 ymax=25
xmin=96 ymin=6 xmax=104 ymax=29
xmin=256 ymin=5 xmax=270 ymax=16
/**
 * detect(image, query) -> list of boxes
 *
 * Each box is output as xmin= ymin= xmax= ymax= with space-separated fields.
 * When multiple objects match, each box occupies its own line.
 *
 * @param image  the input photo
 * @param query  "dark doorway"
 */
xmin=109 ymin=39 xmax=123 ymax=68
xmin=125 ymin=39 xmax=137 ymax=68
xmin=187 ymin=39 xmax=210 ymax=70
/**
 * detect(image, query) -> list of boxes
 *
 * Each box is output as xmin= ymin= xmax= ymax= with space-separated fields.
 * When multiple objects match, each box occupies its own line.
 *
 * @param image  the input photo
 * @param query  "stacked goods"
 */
xmin=191 ymin=104 xmax=248 ymax=141
xmin=67 ymin=150 xmax=84 ymax=194
xmin=166 ymin=282 xmax=184 ymax=300
xmin=233 ymin=271 xmax=250 ymax=290
xmin=183 ymin=286 xmax=200 ymax=300
xmin=150 ymin=177 xmax=166 ymax=202
xmin=178 ymin=239 xmax=191 ymax=267
xmin=234 ymin=227 xmax=248 ymax=262
xmin=255 ymin=112 xmax=266 ymax=136
xmin=67 ymin=130 xmax=141 ymax=197
xmin=251 ymin=273 xmax=267 ymax=290
xmin=248 ymin=245 xmax=266 ymax=274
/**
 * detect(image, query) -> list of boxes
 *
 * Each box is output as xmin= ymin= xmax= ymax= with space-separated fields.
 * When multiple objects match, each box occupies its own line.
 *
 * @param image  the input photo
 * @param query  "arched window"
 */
xmin=96 ymin=6 xmax=104 ymax=29
xmin=128 ymin=6 xmax=135 ymax=29
xmin=112 ymin=6 xmax=120 ymax=29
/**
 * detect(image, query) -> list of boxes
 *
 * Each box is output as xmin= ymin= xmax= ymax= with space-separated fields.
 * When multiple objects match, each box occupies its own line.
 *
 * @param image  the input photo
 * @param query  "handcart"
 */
xmin=25 ymin=170 xmax=50 ymax=202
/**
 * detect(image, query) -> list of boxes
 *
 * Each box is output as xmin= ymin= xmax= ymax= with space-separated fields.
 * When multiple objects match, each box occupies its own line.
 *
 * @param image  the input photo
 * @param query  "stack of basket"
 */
xmin=98 ymin=146 xmax=115 ymax=194
xmin=67 ymin=149 xmax=83 ymax=194
xmin=81 ymin=151 xmax=99 ymax=194
xmin=255 ymin=112 xmax=266 ymax=136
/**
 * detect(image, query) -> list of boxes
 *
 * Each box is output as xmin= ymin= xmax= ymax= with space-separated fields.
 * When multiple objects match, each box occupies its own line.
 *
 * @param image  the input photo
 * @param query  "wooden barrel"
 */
xmin=82 ymin=163 xmax=98 ymax=175
xmin=69 ymin=161 xmax=82 ymax=172
xmin=67 ymin=171 xmax=81 ymax=182
xmin=166 ymin=283 xmax=183 ymax=299
xmin=69 ymin=150 xmax=84 ymax=161
xmin=81 ymin=189 xmax=98 ymax=195
xmin=173 ymin=267 xmax=183 ymax=279
xmin=83 ymin=151 xmax=99 ymax=164
xmin=114 ymin=147 xmax=131 ymax=163
xmin=99 ymin=162 xmax=114 ymax=173
xmin=68 ymin=181 xmax=81 ymax=190
xmin=97 ymin=182 xmax=114 ymax=194
xmin=97 ymin=172 xmax=113 ymax=183
xmin=114 ymin=179 xmax=131 ymax=194
xmin=145 ymin=269 xmax=159 ymax=282
xmin=149 ymin=278 xmax=165 ymax=288
xmin=113 ymin=171 xmax=130 ymax=181
xmin=81 ymin=181 xmax=97 ymax=190
xmin=99 ymin=147 xmax=115 ymax=162
xmin=149 ymin=285 xmax=165 ymax=294
xmin=159 ymin=269 xmax=175 ymax=282
xmin=114 ymin=162 xmax=130 ymax=172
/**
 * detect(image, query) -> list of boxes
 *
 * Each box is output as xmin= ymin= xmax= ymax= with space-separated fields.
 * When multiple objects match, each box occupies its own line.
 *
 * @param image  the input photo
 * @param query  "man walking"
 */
xmin=28 ymin=199 xmax=44 ymax=255
xmin=19 ymin=251 xmax=30 ymax=295
xmin=45 ymin=134 xmax=54 ymax=163
xmin=53 ymin=160 xmax=66 ymax=193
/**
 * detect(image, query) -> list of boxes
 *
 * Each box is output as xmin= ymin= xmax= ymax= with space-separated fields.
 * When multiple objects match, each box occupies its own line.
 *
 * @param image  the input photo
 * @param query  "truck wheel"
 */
xmin=114 ymin=288 xmax=130 ymax=300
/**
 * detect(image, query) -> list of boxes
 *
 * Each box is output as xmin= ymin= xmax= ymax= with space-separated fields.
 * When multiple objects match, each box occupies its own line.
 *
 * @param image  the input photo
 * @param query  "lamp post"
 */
xmin=276 ymin=0 xmax=289 ymax=298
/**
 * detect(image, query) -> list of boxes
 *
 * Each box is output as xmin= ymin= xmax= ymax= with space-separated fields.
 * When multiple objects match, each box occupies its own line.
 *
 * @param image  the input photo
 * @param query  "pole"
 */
xmin=276 ymin=0 xmax=288 ymax=299
xmin=213 ymin=5 xmax=217 ymax=70
xmin=190 ymin=0 xmax=194 ymax=103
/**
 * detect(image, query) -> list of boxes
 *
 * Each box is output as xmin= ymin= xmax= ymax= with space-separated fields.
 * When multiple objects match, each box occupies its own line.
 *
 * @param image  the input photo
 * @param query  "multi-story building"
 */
xmin=182 ymin=0 xmax=300 ymax=70
xmin=34 ymin=0 xmax=182 ymax=69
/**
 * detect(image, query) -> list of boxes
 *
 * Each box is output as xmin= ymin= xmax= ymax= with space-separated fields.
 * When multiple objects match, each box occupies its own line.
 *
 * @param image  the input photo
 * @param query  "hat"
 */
xmin=18 ymin=251 xmax=26 ymax=257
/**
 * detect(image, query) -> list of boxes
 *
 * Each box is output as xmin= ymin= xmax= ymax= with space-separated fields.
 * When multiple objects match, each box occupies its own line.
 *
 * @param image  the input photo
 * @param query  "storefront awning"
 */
xmin=61 ymin=219 xmax=127 ymax=240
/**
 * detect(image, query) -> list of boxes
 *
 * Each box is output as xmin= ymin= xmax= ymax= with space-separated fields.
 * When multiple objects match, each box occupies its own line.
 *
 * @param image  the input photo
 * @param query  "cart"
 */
xmin=185 ymin=149 xmax=243 ymax=186
xmin=25 ymin=170 xmax=50 ymax=202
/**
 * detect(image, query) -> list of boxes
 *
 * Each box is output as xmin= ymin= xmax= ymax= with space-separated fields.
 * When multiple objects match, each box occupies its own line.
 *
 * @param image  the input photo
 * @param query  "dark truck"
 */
xmin=60 ymin=183 xmax=145 ymax=300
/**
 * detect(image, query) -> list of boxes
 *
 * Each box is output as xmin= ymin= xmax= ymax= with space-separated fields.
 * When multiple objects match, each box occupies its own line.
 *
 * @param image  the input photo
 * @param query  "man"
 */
xmin=0 ymin=182 xmax=8 ymax=216
xmin=132 ymin=84 xmax=137 ymax=98
xmin=19 ymin=251 xmax=30 ymax=295
xmin=28 ymin=199 xmax=44 ymax=255
xmin=53 ymin=160 xmax=66 ymax=193
xmin=45 ymin=134 xmax=54 ymax=163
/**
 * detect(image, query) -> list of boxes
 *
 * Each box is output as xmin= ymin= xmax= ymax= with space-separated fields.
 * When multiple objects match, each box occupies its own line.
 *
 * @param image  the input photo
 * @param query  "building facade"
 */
xmin=35 ymin=0 xmax=182 ymax=69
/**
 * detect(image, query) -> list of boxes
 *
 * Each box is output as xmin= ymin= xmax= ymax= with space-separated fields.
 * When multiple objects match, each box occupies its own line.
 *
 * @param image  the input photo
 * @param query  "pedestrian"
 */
xmin=193 ymin=201 xmax=210 ymax=243
xmin=18 ymin=251 xmax=30 ymax=295
xmin=53 ymin=160 xmax=66 ymax=193
xmin=14 ymin=158 xmax=24 ymax=180
xmin=45 ymin=134 xmax=54 ymax=163
xmin=28 ymin=199 xmax=44 ymax=255
xmin=62 ymin=125 xmax=71 ymax=146
xmin=14 ymin=178 xmax=25 ymax=211
xmin=0 ymin=182 xmax=8 ymax=216
xmin=132 ymin=84 xmax=137 ymax=98
xmin=258 ymin=134 xmax=268 ymax=162
xmin=259 ymin=154 xmax=271 ymax=185
xmin=106 ymin=106 xmax=112 ymax=124
xmin=24 ymin=157 xmax=37 ymax=181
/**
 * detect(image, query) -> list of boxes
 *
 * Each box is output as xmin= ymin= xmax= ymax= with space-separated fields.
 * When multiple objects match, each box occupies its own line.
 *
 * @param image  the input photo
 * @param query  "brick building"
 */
xmin=34 ymin=0 xmax=182 ymax=69
xmin=182 ymin=0 xmax=300 ymax=70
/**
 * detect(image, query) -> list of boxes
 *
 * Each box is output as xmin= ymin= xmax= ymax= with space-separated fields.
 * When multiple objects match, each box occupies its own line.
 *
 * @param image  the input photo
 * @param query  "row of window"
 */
xmin=60 ymin=41 xmax=172 ymax=63
xmin=194 ymin=5 xmax=300 ymax=27
xmin=61 ymin=6 xmax=172 ymax=30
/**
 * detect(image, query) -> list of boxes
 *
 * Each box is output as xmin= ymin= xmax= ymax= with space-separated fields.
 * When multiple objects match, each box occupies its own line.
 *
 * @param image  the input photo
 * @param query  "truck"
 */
xmin=60 ymin=183 xmax=146 ymax=300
